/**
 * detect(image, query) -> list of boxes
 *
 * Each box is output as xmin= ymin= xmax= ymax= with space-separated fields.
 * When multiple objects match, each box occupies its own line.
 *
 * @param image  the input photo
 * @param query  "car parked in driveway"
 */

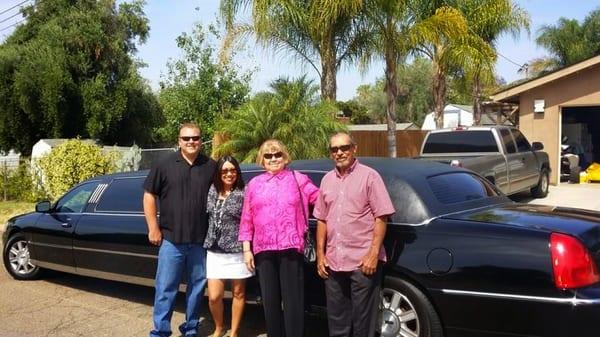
xmin=4 ymin=157 xmax=600 ymax=337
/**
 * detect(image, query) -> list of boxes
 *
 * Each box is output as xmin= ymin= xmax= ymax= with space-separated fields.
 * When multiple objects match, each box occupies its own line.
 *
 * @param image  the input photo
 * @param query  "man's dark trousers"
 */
xmin=324 ymin=265 xmax=383 ymax=337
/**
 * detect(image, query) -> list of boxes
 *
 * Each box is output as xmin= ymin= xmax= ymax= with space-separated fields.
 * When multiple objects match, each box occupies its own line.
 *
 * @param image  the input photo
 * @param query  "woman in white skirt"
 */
xmin=203 ymin=156 xmax=253 ymax=337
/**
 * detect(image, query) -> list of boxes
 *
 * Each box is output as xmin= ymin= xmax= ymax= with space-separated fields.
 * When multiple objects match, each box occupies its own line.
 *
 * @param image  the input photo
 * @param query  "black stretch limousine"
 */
xmin=4 ymin=157 xmax=600 ymax=337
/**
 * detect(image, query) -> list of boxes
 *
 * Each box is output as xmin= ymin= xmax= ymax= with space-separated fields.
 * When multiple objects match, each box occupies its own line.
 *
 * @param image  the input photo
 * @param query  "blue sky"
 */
xmin=1 ymin=0 xmax=598 ymax=100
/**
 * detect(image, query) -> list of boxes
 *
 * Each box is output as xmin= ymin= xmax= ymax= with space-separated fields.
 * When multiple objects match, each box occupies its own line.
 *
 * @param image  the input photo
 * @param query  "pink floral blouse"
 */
xmin=239 ymin=169 xmax=319 ymax=255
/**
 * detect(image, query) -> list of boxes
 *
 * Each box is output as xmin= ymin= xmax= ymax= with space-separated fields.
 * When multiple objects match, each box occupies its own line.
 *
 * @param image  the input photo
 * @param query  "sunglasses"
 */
xmin=221 ymin=168 xmax=237 ymax=174
xmin=329 ymin=144 xmax=354 ymax=153
xmin=179 ymin=136 xmax=201 ymax=142
xmin=263 ymin=152 xmax=283 ymax=160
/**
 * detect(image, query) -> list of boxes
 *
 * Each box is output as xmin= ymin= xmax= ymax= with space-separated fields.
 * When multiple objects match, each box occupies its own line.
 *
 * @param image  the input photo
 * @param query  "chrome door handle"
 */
xmin=61 ymin=222 xmax=72 ymax=228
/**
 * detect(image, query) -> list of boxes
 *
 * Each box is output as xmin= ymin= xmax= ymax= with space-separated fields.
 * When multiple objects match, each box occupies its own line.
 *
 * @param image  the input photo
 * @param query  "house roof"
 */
xmin=36 ymin=139 xmax=98 ymax=147
xmin=491 ymin=54 xmax=600 ymax=103
xmin=348 ymin=123 xmax=419 ymax=131
xmin=37 ymin=139 xmax=70 ymax=147
xmin=449 ymin=104 xmax=473 ymax=113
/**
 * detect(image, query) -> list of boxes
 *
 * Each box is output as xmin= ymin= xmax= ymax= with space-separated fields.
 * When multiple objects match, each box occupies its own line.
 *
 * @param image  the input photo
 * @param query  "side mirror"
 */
xmin=531 ymin=142 xmax=544 ymax=151
xmin=35 ymin=201 xmax=51 ymax=213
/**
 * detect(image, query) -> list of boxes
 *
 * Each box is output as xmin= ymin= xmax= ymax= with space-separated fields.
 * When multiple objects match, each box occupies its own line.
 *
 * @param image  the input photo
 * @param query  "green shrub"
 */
xmin=0 ymin=161 xmax=46 ymax=202
xmin=37 ymin=139 xmax=117 ymax=200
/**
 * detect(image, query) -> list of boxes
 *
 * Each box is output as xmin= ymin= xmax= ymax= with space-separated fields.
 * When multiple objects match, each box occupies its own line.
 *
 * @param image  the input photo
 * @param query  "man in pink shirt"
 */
xmin=314 ymin=132 xmax=395 ymax=337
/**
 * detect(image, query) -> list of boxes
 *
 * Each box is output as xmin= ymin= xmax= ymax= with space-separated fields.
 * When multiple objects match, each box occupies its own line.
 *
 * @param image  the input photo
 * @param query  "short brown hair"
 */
xmin=256 ymin=139 xmax=291 ymax=166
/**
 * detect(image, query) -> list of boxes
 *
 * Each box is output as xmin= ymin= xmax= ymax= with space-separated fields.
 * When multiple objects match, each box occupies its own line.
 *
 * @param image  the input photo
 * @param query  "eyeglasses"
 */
xmin=221 ymin=168 xmax=237 ymax=175
xmin=179 ymin=136 xmax=201 ymax=142
xmin=263 ymin=152 xmax=283 ymax=160
xmin=329 ymin=144 xmax=354 ymax=153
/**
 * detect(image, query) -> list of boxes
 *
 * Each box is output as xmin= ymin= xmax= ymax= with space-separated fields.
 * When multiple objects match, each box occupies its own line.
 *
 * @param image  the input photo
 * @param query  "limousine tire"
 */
xmin=530 ymin=168 xmax=549 ymax=198
xmin=378 ymin=277 xmax=442 ymax=337
xmin=3 ymin=234 xmax=42 ymax=280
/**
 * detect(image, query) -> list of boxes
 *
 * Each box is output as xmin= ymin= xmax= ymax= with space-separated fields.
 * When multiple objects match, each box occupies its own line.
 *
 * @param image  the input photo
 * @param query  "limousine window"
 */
xmin=55 ymin=182 xmax=99 ymax=213
xmin=428 ymin=172 xmax=498 ymax=204
xmin=96 ymin=177 xmax=145 ymax=213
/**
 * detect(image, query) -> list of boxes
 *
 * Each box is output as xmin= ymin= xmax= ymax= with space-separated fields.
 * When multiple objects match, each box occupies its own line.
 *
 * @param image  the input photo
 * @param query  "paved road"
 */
xmin=0 ymin=265 xmax=328 ymax=337
xmin=511 ymin=183 xmax=600 ymax=211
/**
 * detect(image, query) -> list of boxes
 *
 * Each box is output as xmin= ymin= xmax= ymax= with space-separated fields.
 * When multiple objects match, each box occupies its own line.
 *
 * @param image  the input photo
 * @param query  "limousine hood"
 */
xmin=445 ymin=203 xmax=600 ymax=247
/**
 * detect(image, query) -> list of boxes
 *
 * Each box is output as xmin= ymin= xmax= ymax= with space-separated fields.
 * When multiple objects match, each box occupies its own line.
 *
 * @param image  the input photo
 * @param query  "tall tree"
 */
xmin=415 ymin=0 xmax=495 ymax=129
xmin=0 ymin=0 xmax=157 ymax=154
xmin=455 ymin=0 xmax=529 ymax=125
xmin=157 ymin=23 xmax=251 ymax=147
xmin=362 ymin=0 xmax=465 ymax=156
xmin=530 ymin=9 xmax=600 ymax=76
xmin=220 ymin=0 xmax=369 ymax=101
xmin=214 ymin=76 xmax=346 ymax=162
xmin=353 ymin=57 xmax=435 ymax=127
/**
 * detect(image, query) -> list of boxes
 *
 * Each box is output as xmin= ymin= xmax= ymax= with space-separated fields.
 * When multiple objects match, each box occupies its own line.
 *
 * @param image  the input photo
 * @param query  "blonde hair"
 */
xmin=256 ymin=139 xmax=291 ymax=166
xmin=179 ymin=122 xmax=201 ymax=136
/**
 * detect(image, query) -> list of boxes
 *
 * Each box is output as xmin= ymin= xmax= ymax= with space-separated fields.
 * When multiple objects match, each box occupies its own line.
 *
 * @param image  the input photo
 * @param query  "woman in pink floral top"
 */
xmin=239 ymin=139 xmax=318 ymax=337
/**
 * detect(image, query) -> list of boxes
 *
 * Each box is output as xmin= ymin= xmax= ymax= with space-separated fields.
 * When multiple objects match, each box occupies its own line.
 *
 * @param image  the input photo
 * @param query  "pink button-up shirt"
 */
xmin=239 ymin=169 xmax=319 ymax=255
xmin=313 ymin=159 xmax=395 ymax=272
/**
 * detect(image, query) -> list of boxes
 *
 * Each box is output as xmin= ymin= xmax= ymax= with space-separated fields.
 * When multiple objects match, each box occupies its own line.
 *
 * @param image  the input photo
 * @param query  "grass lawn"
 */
xmin=0 ymin=201 xmax=35 ymax=230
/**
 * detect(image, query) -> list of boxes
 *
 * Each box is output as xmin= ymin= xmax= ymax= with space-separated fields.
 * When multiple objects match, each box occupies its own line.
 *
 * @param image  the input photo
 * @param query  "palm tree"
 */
xmin=414 ymin=0 xmax=495 ymax=129
xmin=219 ymin=0 xmax=369 ymax=101
xmin=526 ymin=9 xmax=600 ymax=77
xmin=214 ymin=76 xmax=346 ymax=162
xmin=455 ymin=0 xmax=529 ymax=125
xmin=361 ymin=0 xmax=466 ymax=156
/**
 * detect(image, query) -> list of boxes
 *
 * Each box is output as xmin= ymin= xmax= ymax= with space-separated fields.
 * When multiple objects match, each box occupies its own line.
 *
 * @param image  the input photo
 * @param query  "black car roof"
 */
xmin=89 ymin=157 xmax=508 ymax=225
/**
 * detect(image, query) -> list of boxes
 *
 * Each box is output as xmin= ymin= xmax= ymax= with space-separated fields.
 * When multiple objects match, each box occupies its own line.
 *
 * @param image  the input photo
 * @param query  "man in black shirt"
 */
xmin=143 ymin=122 xmax=216 ymax=337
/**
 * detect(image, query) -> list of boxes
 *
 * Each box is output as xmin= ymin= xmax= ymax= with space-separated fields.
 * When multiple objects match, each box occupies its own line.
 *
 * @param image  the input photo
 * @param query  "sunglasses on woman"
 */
xmin=263 ymin=152 xmax=283 ymax=160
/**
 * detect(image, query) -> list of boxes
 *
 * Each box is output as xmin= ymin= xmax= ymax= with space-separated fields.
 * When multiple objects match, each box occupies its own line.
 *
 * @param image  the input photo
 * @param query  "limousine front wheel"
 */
xmin=3 ymin=235 xmax=41 ymax=280
xmin=378 ymin=277 xmax=442 ymax=337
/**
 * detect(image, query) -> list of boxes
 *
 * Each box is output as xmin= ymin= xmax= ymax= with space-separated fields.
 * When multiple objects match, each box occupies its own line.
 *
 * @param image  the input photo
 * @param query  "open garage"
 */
xmin=491 ymin=55 xmax=600 ymax=185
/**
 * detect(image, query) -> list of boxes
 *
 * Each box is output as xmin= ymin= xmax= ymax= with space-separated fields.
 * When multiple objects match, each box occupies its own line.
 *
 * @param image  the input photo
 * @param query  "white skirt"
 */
xmin=206 ymin=250 xmax=254 ymax=279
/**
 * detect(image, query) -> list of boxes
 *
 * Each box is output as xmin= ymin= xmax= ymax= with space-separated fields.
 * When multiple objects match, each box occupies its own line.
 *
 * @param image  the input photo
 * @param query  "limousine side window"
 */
xmin=428 ymin=172 xmax=498 ymax=204
xmin=96 ymin=177 xmax=145 ymax=213
xmin=55 ymin=182 xmax=99 ymax=213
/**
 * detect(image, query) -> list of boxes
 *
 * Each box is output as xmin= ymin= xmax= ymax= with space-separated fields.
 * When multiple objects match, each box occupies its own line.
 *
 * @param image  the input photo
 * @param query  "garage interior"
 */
xmin=561 ymin=106 xmax=600 ymax=175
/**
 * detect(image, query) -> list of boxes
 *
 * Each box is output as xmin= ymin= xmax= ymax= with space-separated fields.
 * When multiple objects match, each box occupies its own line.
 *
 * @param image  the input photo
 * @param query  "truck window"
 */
xmin=428 ymin=172 xmax=499 ymax=204
xmin=96 ymin=177 xmax=145 ymax=213
xmin=511 ymin=129 xmax=531 ymax=152
xmin=499 ymin=129 xmax=517 ymax=154
xmin=422 ymin=131 xmax=498 ymax=153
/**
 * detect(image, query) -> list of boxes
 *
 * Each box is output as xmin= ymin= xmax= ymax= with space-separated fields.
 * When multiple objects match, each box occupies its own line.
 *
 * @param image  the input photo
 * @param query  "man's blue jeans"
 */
xmin=150 ymin=240 xmax=207 ymax=337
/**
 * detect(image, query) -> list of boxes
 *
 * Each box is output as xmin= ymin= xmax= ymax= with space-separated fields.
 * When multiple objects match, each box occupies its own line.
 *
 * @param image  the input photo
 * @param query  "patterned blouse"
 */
xmin=203 ymin=185 xmax=245 ymax=253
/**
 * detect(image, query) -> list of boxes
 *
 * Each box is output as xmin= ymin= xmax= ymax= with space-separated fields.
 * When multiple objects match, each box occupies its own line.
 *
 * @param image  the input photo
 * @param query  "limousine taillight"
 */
xmin=550 ymin=232 xmax=600 ymax=289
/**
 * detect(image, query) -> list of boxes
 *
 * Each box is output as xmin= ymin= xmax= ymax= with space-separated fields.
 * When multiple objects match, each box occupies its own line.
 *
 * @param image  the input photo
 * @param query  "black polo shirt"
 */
xmin=143 ymin=151 xmax=216 ymax=244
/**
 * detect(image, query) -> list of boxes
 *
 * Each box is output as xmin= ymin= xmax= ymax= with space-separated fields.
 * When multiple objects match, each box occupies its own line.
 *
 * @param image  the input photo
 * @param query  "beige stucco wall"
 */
xmin=518 ymin=63 xmax=600 ymax=185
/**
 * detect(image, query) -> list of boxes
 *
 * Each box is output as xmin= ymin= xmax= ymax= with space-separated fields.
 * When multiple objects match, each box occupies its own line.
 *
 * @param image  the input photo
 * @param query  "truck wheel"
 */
xmin=531 ymin=168 xmax=549 ymax=198
xmin=377 ymin=277 xmax=442 ymax=337
xmin=569 ymin=166 xmax=580 ymax=184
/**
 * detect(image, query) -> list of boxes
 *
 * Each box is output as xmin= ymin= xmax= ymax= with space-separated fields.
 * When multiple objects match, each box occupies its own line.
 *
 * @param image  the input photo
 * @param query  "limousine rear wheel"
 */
xmin=3 ymin=235 xmax=41 ymax=280
xmin=378 ymin=278 xmax=442 ymax=337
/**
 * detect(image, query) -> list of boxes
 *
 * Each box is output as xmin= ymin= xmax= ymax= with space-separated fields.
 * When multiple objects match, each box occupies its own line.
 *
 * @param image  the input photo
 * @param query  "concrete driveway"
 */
xmin=512 ymin=182 xmax=600 ymax=211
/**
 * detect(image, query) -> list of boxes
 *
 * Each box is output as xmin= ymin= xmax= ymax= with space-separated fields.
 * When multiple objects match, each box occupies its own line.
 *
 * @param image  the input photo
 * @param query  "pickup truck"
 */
xmin=418 ymin=126 xmax=551 ymax=198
